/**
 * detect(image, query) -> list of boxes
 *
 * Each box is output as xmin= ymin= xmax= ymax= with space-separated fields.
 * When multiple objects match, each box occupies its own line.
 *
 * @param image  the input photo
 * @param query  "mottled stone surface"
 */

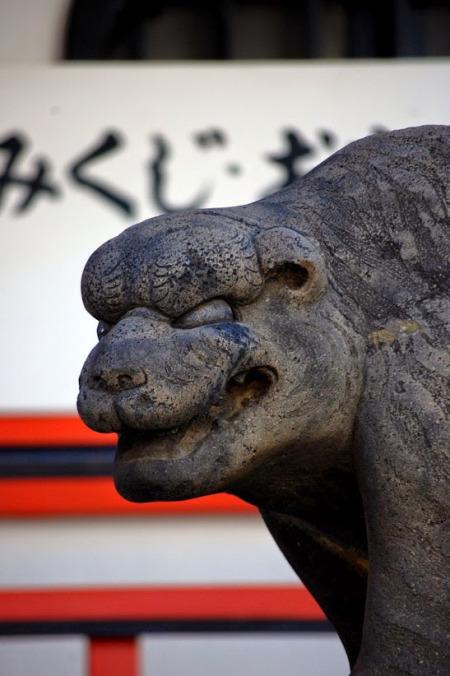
xmin=78 ymin=126 xmax=450 ymax=675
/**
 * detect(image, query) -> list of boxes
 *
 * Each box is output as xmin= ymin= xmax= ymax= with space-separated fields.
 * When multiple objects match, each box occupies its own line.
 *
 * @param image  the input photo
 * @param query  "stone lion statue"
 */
xmin=78 ymin=126 xmax=449 ymax=675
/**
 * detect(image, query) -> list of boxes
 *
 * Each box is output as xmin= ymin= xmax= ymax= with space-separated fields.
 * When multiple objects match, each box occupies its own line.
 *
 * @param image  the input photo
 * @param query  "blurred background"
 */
xmin=0 ymin=2 xmax=449 ymax=675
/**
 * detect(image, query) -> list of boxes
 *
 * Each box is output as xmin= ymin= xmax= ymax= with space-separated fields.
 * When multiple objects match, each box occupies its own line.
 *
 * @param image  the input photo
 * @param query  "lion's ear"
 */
xmin=255 ymin=227 xmax=327 ymax=302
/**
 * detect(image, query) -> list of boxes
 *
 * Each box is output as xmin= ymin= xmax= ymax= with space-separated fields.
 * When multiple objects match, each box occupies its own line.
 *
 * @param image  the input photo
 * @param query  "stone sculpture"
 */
xmin=78 ymin=126 xmax=449 ymax=675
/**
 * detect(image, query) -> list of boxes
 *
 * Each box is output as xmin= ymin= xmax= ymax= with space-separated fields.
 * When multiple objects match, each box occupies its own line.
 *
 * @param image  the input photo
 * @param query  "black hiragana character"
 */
xmin=68 ymin=131 xmax=136 ymax=217
xmin=266 ymin=129 xmax=314 ymax=189
xmin=0 ymin=133 xmax=60 ymax=213
xmin=149 ymin=135 xmax=211 ymax=213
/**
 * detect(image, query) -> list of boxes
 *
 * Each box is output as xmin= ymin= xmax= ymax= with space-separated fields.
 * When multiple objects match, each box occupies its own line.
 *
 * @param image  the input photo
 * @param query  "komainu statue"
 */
xmin=78 ymin=126 xmax=449 ymax=675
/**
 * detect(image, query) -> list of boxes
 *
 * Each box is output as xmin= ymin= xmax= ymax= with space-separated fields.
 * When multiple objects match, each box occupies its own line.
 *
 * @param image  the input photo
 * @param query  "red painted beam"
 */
xmin=0 ymin=586 xmax=325 ymax=622
xmin=0 ymin=414 xmax=115 ymax=447
xmin=90 ymin=638 xmax=137 ymax=676
xmin=0 ymin=414 xmax=256 ymax=517
xmin=0 ymin=477 xmax=256 ymax=517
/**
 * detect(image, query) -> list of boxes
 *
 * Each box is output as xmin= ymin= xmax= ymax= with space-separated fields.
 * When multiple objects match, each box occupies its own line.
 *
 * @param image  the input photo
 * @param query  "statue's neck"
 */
xmin=231 ymin=437 xmax=367 ymax=551
xmin=231 ymin=439 xmax=368 ymax=668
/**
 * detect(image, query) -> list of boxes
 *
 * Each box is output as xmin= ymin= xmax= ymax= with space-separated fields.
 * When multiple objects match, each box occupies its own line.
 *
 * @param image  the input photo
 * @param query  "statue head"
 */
xmin=78 ymin=208 xmax=364 ymax=505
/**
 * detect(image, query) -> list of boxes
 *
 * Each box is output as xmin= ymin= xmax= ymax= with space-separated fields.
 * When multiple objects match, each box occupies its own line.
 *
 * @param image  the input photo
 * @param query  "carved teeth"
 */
xmin=152 ymin=425 xmax=180 ymax=438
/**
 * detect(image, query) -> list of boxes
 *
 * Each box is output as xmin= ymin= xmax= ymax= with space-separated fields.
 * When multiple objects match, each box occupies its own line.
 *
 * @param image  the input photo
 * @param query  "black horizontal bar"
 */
xmin=0 ymin=447 xmax=115 ymax=477
xmin=0 ymin=619 xmax=333 ymax=636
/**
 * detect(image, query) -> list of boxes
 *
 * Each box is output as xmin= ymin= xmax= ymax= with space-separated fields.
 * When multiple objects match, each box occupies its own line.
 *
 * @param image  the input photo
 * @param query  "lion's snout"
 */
xmin=78 ymin=324 xmax=258 ymax=435
xmin=78 ymin=356 xmax=209 ymax=433
xmin=87 ymin=366 xmax=148 ymax=393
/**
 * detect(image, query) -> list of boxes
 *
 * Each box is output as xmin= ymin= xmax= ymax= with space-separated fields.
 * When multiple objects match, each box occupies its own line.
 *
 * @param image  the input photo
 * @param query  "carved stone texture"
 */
xmin=78 ymin=126 xmax=450 ymax=675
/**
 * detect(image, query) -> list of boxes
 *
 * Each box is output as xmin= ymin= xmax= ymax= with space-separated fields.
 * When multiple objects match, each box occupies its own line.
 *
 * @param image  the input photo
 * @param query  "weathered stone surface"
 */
xmin=78 ymin=126 xmax=450 ymax=675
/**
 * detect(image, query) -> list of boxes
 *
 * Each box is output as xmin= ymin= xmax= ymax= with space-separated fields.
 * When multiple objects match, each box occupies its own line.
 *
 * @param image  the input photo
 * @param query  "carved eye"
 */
xmin=174 ymin=299 xmax=235 ymax=329
xmin=97 ymin=320 xmax=112 ymax=340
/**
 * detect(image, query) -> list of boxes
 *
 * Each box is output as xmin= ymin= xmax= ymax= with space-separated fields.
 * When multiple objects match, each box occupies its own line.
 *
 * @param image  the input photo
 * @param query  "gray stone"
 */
xmin=78 ymin=126 xmax=450 ymax=675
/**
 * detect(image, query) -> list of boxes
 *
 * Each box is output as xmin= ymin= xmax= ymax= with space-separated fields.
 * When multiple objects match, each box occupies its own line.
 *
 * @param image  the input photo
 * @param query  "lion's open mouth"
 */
xmin=117 ymin=416 xmax=213 ymax=462
xmin=116 ymin=366 xmax=276 ymax=463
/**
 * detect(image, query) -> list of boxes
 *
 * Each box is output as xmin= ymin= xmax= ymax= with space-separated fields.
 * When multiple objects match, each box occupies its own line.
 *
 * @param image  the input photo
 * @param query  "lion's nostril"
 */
xmin=88 ymin=368 xmax=147 ymax=393
xmin=226 ymin=367 xmax=276 ymax=410
xmin=118 ymin=374 xmax=133 ymax=389
xmin=90 ymin=374 xmax=107 ymax=390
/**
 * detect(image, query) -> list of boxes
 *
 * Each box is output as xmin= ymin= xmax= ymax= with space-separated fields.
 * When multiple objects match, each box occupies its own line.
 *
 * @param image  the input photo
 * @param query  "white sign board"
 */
xmin=1 ymin=61 xmax=449 ymax=411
